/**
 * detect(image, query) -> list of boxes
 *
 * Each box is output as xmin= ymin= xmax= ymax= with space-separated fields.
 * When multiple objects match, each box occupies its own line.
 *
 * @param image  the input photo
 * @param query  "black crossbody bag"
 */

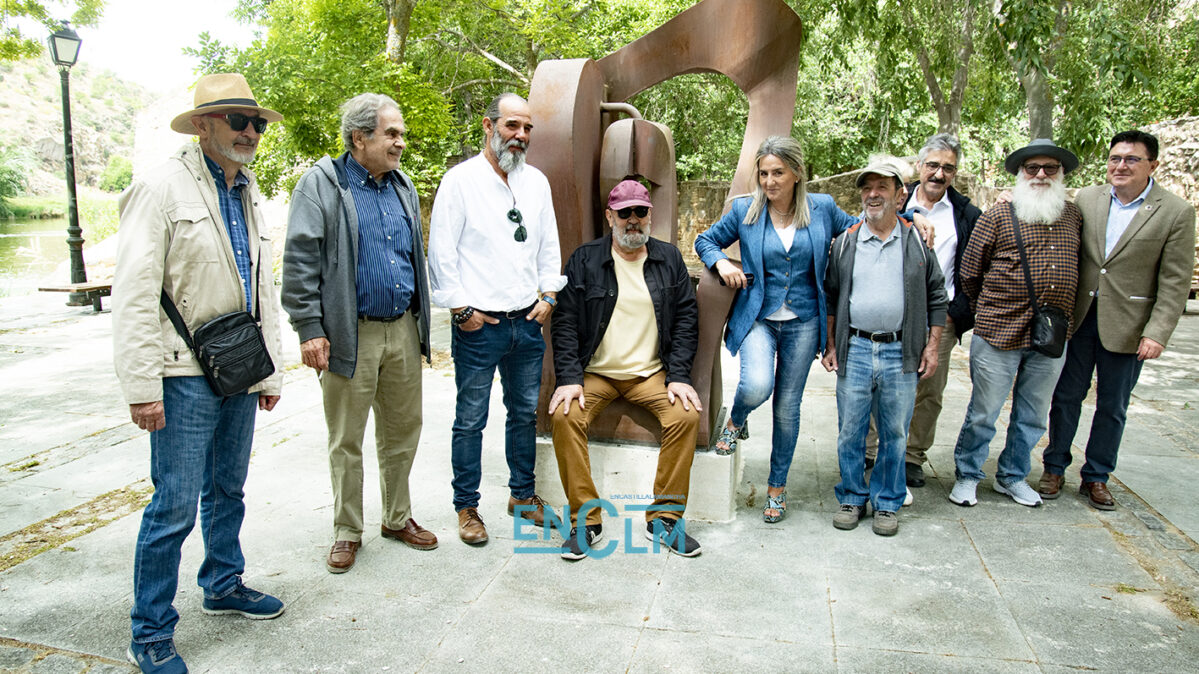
xmin=160 ymin=250 xmax=275 ymax=397
xmin=1011 ymin=204 xmax=1069 ymax=358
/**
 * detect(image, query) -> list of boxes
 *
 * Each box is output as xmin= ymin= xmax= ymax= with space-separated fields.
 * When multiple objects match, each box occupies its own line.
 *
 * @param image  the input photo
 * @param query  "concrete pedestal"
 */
xmin=534 ymin=436 xmax=740 ymax=523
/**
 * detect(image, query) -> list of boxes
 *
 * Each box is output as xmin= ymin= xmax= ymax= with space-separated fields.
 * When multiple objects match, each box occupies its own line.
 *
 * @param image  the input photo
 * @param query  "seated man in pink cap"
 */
xmin=548 ymin=179 xmax=702 ymax=561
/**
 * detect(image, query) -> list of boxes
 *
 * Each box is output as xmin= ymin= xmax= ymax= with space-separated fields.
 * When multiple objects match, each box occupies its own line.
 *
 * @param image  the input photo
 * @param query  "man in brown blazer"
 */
xmin=1041 ymin=130 xmax=1197 ymax=510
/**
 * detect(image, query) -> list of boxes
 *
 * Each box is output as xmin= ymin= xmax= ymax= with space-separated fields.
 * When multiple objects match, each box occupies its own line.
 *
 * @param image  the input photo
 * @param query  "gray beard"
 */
xmin=1012 ymin=176 xmax=1067 ymax=225
xmin=616 ymin=231 xmax=649 ymax=250
xmin=215 ymin=142 xmax=255 ymax=165
xmin=491 ymin=131 xmax=526 ymax=174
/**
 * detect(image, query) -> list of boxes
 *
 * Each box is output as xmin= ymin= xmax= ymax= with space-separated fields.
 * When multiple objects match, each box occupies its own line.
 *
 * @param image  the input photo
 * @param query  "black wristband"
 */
xmin=452 ymin=306 xmax=475 ymax=325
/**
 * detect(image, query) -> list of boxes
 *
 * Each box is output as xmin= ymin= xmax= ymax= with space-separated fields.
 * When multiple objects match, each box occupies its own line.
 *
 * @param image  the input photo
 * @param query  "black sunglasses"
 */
xmin=615 ymin=205 xmax=650 ymax=219
xmin=1022 ymin=163 xmax=1061 ymax=177
xmin=205 ymin=112 xmax=268 ymax=134
xmin=508 ymin=208 xmax=527 ymax=242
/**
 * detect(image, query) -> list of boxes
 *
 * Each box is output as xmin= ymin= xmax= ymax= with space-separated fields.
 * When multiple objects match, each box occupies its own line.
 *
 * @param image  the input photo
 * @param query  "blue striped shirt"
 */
xmin=203 ymin=155 xmax=253 ymax=311
xmin=346 ymin=155 xmax=415 ymax=317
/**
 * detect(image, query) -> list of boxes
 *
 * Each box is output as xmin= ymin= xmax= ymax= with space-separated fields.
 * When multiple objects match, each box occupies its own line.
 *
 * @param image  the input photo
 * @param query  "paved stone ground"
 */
xmin=1 ymin=292 xmax=1197 ymax=673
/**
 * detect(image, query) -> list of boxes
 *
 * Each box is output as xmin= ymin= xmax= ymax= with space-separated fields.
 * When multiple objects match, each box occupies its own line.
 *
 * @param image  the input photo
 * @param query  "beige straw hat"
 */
xmin=170 ymin=73 xmax=282 ymax=134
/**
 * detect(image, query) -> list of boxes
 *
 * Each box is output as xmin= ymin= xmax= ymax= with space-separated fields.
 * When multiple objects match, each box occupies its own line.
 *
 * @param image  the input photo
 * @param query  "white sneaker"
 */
xmin=903 ymin=487 xmax=913 ymax=507
xmin=994 ymin=479 xmax=1043 ymax=507
xmin=949 ymin=478 xmax=980 ymax=507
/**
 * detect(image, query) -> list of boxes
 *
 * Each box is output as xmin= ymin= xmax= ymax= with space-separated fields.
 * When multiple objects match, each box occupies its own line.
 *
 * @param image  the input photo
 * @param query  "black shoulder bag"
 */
xmin=160 ymin=250 xmax=275 ymax=397
xmin=1010 ymin=204 xmax=1068 ymax=358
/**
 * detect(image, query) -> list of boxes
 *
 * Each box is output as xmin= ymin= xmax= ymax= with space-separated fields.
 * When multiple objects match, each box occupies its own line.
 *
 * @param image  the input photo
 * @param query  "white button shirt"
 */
xmin=907 ymin=187 xmax=957 ymax=300
xmin=428 ymin=153 xmax=567 ymax=311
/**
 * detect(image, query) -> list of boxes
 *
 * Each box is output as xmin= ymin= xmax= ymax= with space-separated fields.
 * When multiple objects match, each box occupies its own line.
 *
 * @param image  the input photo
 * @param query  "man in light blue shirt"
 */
xmin=1043 ymin=130 xmax=1197 ymax=510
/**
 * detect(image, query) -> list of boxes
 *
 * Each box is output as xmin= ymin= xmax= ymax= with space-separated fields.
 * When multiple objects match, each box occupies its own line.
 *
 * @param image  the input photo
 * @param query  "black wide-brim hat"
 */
xmin=1004 ymin=138 xmax=1079 ymax=175
xmin=170 ymin=73 xmax=283 ymax=135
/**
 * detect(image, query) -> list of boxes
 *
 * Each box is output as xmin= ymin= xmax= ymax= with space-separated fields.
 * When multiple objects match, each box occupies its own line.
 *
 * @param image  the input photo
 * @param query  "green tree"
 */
xmin=0 ymin=0 xmax=104 ymax=61
xmin=189 ymin=0 xmax=454 ymax=196
xmin=0 ymin=145 xmax=29 ymax=217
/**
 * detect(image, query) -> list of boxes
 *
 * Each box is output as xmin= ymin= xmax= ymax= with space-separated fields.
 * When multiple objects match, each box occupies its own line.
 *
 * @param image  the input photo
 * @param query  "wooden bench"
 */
xmin=39 ymin=282 xmax=112 ymax=312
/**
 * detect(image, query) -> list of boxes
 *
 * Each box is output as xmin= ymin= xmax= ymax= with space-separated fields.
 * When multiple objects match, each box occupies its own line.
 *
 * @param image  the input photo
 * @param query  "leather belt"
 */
xmin=480 ymin=303 xmax=538 ymax=319
xmin=851 ymin=327 xmax=902 ymax=343
xmin=359 ymin=313 xmax=404 ymax=322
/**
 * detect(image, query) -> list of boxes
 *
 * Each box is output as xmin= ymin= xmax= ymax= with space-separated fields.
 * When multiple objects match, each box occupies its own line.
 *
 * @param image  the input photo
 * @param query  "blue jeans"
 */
xmin=953 ymin=335 xmax=1066 ymax=484
xmin=729 ymin=317 xmax=820 ymax=487
xmin=835 ymin=336 xmax=916 ymax=512
xmin=1045 ymin=307 xmax=1143 ymax=483
xmin=131 ymin=376 xmax=259 ymax=644
xmin=450 ymin=315 xmax=545 ymax=510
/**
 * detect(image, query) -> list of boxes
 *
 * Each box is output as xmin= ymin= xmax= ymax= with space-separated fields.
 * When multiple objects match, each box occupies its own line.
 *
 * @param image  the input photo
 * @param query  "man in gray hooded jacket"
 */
xmin=282 ymin=93 xmax=434 ymax=574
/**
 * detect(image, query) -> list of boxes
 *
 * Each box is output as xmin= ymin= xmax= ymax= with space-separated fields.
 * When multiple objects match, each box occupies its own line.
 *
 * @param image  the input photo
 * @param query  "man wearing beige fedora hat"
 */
xmin=113 ymin=72 xmax=285 ymax=674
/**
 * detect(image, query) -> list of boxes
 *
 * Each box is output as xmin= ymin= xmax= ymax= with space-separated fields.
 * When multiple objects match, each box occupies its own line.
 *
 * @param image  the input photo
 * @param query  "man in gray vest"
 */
xmin=823 ymin=156 xmax=947 ymax=537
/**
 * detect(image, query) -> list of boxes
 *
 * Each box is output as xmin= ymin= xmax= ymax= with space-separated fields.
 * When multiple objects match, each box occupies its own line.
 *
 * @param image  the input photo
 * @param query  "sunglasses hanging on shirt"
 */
xmin=508 ymin=207 xmax=527 ymax=242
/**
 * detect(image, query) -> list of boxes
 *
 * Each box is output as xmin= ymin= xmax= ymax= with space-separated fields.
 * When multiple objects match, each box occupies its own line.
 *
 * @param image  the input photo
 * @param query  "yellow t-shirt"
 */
xmin=585 ymin=253 xmax=662 ymax=380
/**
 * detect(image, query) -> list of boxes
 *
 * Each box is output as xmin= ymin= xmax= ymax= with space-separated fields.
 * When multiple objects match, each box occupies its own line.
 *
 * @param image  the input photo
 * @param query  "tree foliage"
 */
xmin=185 ymin=0 xmax=1198 ymax=197
xmin=0 ymin=145 xmax=30 ymax=217
xmin=0 ymin=0 xmax=103 ymax=61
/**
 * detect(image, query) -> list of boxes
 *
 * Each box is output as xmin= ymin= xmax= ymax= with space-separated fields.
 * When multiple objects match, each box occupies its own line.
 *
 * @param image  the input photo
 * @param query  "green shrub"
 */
xmin=99 ymin=155 xmax=133 ymax=192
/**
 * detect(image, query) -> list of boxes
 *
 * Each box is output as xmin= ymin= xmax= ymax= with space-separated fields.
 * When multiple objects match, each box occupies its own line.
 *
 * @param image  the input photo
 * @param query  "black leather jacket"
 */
xmin=551 ymin=234 xmax=698 ymax=386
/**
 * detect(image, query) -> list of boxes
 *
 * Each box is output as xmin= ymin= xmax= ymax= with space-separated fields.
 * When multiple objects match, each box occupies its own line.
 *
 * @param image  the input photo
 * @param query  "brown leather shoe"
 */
xmin=1080 ymin=481 xmax=1116 ymax=511
xmin=1038 ymin=472 xmax=1064 ymax=499
xmin=508 ymin=494 xmax=547 ymax=526
xmin=457 ymin=507 xmax=489 ymax=545
xmin=381 ymin=518 xmax=438 ymax=550
xmin=326 ymin=540 xmax=360 ymax=574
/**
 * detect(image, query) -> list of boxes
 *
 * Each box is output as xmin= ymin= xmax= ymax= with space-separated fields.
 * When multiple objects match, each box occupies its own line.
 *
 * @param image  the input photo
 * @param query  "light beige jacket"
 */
xmin=1074 ymin=182 xmax=1197 ymax=353
xmin=112 ymin=144 xmax=284 ymax=404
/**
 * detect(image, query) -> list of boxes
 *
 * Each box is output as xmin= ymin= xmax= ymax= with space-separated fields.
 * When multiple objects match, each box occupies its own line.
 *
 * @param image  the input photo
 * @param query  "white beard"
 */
xmin=491 ymin=131 xmax=527 ymax=174
xmin=1012 ymin=174 xmax=1067 ymax=225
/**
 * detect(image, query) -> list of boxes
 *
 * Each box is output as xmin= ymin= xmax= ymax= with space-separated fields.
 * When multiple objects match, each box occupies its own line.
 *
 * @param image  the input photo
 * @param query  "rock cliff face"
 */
xmin=0 ymin=57 xmax=148 ymax=194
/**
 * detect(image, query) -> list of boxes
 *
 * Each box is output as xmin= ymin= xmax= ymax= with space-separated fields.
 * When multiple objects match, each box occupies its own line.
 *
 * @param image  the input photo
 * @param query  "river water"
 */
xmin=0 ymin=218 xmax=72 ymax=297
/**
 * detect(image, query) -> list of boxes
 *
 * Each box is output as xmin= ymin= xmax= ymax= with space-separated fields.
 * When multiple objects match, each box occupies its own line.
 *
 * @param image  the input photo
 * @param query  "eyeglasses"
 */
xmin=508 ymin=208 xmax=527 ymax=242
xmin=615 ymin=205 xmax=650 ymax=219
xmin=1107 ymin=155 xmax=1146 ymax=167
xmin=1022 ymin=163 xmax=1061 ymax=177
xmin=922 ymin=161 xmax=957 ymax=175
xmin=204 ymin=112 xmax=268 ymax=134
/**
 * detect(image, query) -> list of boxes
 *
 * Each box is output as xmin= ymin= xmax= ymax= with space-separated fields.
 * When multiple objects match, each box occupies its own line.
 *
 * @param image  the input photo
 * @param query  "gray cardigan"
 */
xmin=281 ymin=153 xmax=431 ymax=378
xmin=824 ymin=218 xmax=948 ymax=376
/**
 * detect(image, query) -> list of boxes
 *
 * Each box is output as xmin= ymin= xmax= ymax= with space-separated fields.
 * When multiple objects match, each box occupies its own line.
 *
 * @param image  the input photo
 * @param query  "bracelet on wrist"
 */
xmin=540 ymin=294 xmax=557 ymax=307
xmin=452 ymin=307 xmax=475 ymax=325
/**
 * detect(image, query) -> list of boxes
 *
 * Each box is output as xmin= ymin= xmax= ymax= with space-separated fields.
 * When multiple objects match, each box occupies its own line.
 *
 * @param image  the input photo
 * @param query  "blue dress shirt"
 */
xmin=1105 ymin=178 xmax=1154 ymax=259
xmin=345 ymin=155 xmax=416 ymax=317
xmin=203 ymin=155 xmax=252 ymax=311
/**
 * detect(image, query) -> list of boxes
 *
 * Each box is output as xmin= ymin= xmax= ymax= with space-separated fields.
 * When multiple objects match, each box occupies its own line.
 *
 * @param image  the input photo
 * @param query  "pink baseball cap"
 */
xmin=607 ymin=180 xmax=653 ymax=210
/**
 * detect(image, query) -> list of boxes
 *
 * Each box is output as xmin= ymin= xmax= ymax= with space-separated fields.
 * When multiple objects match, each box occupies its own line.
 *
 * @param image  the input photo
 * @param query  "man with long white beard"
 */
xmin=949 ymin=139 xmax=1082 ymax=508
xmin=428 ymin=93 xmax=566 ymax=545
xmin=548 ymin=179 xmax=702 ymax=560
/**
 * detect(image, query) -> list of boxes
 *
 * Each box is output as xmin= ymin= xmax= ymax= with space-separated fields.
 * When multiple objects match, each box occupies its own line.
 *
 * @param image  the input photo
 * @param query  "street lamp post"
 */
xmin=47 ymin=20 xmax=88 ymax=306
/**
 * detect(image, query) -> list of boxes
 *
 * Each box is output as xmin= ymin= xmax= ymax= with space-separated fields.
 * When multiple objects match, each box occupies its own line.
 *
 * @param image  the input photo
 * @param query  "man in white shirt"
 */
xmin=428 ymin=93 xmax=567 ymax=545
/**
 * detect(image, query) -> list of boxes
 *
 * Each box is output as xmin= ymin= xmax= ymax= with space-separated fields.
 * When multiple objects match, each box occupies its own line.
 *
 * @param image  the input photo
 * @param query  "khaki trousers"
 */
xmin=551 ymin=370 xmax=700 ymax=526
xmin=866 ymin=316 xmax=957 ymax=465
xmin=321 ymin=314 xmax=422 ymax=542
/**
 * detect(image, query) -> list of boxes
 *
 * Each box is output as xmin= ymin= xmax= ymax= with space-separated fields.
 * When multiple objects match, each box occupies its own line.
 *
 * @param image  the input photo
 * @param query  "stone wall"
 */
xmin=1143 ymin=116 xmax=1199 ymax=215
xmin=1142 ymin=116 xmax=1199 ymax=290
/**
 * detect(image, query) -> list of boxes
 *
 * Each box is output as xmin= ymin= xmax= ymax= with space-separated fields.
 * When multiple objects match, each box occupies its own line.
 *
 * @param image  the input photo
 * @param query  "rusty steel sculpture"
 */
xmin=528 ymin=0 xmax=803 ymax=447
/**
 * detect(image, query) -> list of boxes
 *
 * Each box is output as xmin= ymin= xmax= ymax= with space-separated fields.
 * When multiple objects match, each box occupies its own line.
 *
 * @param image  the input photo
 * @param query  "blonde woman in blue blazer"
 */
xmin=695 ymin=136 xmax=858 ymax=522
